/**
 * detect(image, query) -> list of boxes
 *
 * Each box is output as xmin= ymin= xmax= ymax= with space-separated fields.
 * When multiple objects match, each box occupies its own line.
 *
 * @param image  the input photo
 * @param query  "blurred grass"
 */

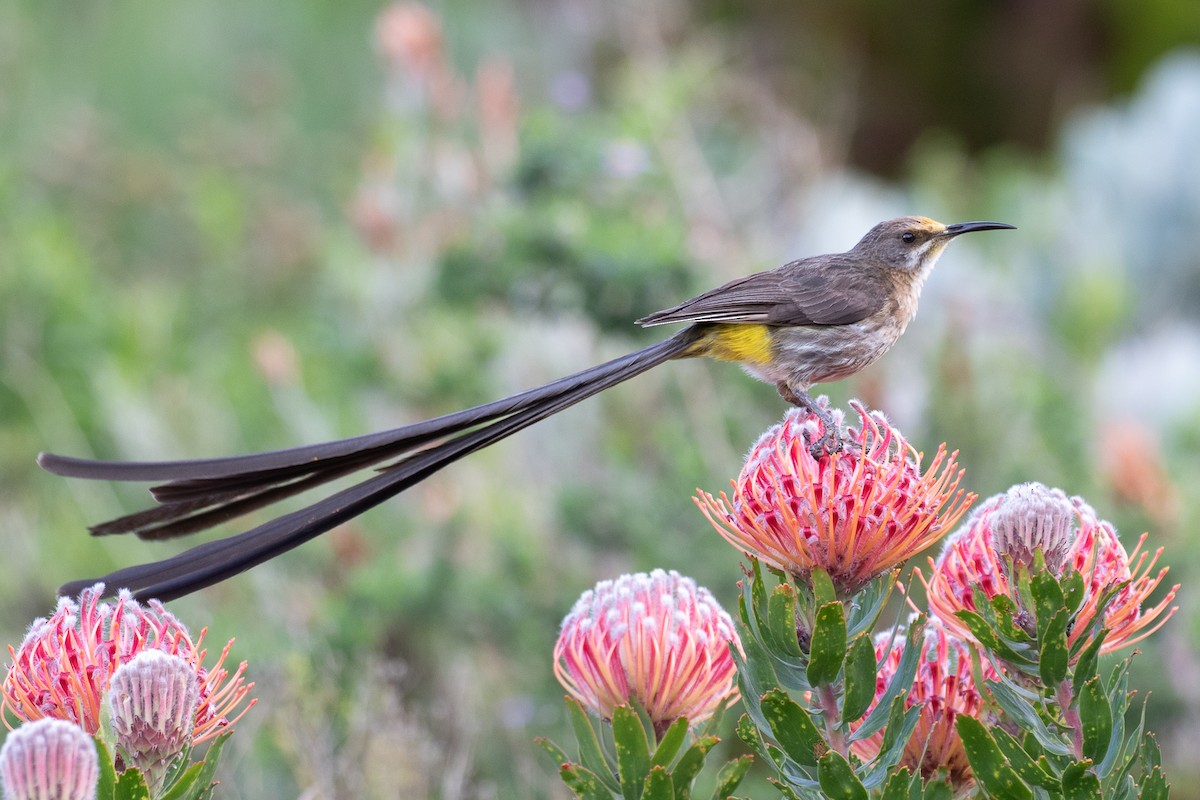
xmin=2 ymin=1 xmax=1199 ymax=797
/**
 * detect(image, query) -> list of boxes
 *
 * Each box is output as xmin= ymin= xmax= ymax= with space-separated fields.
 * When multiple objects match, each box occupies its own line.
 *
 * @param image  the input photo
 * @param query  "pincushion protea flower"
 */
xmin=2 ymin=585 xmax=254 ymax=743
xmin=108 ymin=651 xmax=200 ymax=792
xmin=922 ymin=483 xmax=1178 ymax=655
xmin=697 ymin=401 xmax=974 ymax=596
xmin=851 ymin=624 xmax=998 ymax=788
xmin=553 ymin=570 xmax=739 ymax=734
xmin=0 ymin=718 xmax=98 ymax=800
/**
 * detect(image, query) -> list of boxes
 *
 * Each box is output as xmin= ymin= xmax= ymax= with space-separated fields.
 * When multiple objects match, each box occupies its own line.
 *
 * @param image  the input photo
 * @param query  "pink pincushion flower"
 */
xmin=697 ymin=401 xmax=974 ymax=596
xmin=2 ymin=585 xmax=254 ymax=744
xmin=851 ymin=624 xmax=998 ymax=788
xmin=922 ymin=483 xmax=1177 ymax=656
xmin=0 ymin=718 xmax=98 ymax=800
xmin=109 ymin=651 xmax=200 ymax=793
xmin=553 ymin=570 xmax=739 ymax=732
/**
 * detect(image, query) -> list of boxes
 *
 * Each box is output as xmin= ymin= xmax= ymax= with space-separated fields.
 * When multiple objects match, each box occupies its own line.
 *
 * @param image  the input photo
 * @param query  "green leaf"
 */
xmin=849 ymin=617 xmax=925 ymax=744
xmin=650 ymin=716 xmax=688 ymax=769
xmin=766 ymin=583 xmax=804 ymax=659
xmin=1078 ymin=676 xmax=1113 ymax=764
xmin=157 ymin=763 xmax=205 ymax=800
xmin=1061 ymin=761 xmax=1101 ymax=800
xmin=765 ymin=778 xmax=805 ymax=800
xmin=811 ymin=567 xmax=837 ymax=608
xmin=559 ymin=763 xmax=616 ymax=800
xmin=113 ymin=769 xmax=152 ymax=800
xmin=613 ymin=705 xmax=652 ymax=799
xmin=845 ymin=570 xmax=897 ymax=638
xmin=565 ymin=698 xmax=621 ymax=793
xmin=1072 ymin=629 xmax=1107 ymax=684
xmin=709 ymin=755 xmax=753 ymax=800
xmin=1038 ymin=609 xmax=1071 ymax=687
xmin=988 ymin=594 xmax=1035 ymax=643
xmin=924 ymin=780 xmax=954 ymax=800
xmin=817 ymin=751 xmax=868 ymax=800
xmin=985 ymin=678 xmax=1072 ymax=756
xmin=991 ymin=728 xmax=1060 ymax=791
xmin=871 ymin=696 xmax=920 ymax=773
xmin=672 ymin=735 xmax=718 ymax=790
xmin=807 ymin=602 xmax=847 ymax=687
xmin=879 ymin=768 xmax=914 ymax=800
xmin=1031 ymin=569 xmax=1066 ymax=640
xmin=954 ymin=610 xmax=1037 ymax=666
xmin=1061 ymin=570 xmax=1086 ymax=614
xmin=535 ymin=737 xmax=571 ymax=767
xmin=93 ymin=737 xmax=117 ymax=800
xmin=641 ymin=765 xmax=673 ymax=800
xmin=955 ymin=716 xmax=1033 ymax=800
xmin=1138 ymin=766 xmax=1170 ymax=800
xmin=840 ymin=633 xmax=877 ymax=724
xmin=760 ymin=688 xmax=825 ymax=767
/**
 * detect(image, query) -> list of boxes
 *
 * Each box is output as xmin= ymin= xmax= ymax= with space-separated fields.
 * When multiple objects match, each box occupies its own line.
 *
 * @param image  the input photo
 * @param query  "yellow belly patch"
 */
xmin=697 ymin=324 xmax=775 ymax=365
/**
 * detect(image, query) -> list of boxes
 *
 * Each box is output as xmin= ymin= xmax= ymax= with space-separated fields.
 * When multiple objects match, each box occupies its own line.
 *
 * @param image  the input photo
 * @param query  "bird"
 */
xmin=40 ymin=215 xmax=1014 ymax=602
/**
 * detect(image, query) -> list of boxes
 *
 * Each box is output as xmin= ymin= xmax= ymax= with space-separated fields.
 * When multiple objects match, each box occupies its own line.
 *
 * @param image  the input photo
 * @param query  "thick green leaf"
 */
xmin=845 ymin=570 xmax=897 ymax=638
xmin=766 ymin=583 xmax=804 ymax=659
xmin=879 ymin=768 xmax=914 ymax=800
xmin=1061 ymin=761 xmax=1102 ymax=800
xmin=985 ymin=678 xmax=1072 ymax=756
xmin=955 ymin=716 xmax=1033 ymax=800
xmin=157 ymin=763 xmax=205 ymax=800
xmin=1072 ymin=629 xmax=1107 ymax=684
xmin=807 ymin=602 xmax=847 ymax=687
xmin=113 ymin=769 xmax=152 ymax=800
xmin=760 ymin=688 xmax=825 ymax=767
xmin=765 ymin=778 xmax=805 ymax=800
xmin=93 ymin=737 xmax=117 ymax=800
xmin=672 ymin=735 xmax=718 ymax=790
xmin=650 ymin=716 xmax=689 ymax=769
xmin=924 ymin=781 xmax=953 ymax=800
xmin=560 ymin=763 xmax=617 ymax=800
xmin=566 ymin=697 xmax=621 ymax=793
xmin=954 ymin=610 xmax=1037 ymax=666
xmin=709 ymin=755 xmax=753 ymax=800
xmin=1138 ymin=766 xmax=1170 ymax=800
xmin=1079 ymin=676 xmax=1113 ymax=764
xmin=849 ymin=617 xmax=924 ymax=744
xmin=641 ymin=765 xmax=673 ymax=800
xmin=1038 ymin=609 xmax=1071 ymax=687
xmin=840 ymin=633 xmax=878 ymax=723
xmin=613 ymin=705 xmax=652 ymax=799
xmin=169 ymin=733 xmax=231 ymax=800
xmin=870 ymin=697 xmax=919 ymax=774
xmin=991 ymin=727 xmax=1060 ymax=791
xmin=1061 ymin=570 xmax=1086 ymax=614
xmin=817 ymin=751 xmax=867 ymax=800
xmin=811 ymin=567 xmax=837 ymax=608
xmin=535 ymin=737 xmax=571 ymax=767
xmin=989 ymin=593 xmax=1035 ymax=643
xmin=1031 ymin=569 xmax=1066 ymax=640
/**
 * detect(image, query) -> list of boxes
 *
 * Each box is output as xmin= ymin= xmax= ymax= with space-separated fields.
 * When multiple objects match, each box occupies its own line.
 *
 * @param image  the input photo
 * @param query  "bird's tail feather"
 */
xmin=55 ymin=329 xmax=698 ymax=601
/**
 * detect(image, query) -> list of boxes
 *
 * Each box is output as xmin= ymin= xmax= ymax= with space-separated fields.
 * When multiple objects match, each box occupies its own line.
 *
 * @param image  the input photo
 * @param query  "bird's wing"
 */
xmin=636 ymin=255 xmax=888 ymax=327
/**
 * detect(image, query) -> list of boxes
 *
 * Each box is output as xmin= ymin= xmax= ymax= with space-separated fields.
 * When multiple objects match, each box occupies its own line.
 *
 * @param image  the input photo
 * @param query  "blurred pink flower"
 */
xmin=2 ymin=585 xmax=254 ymax=744
xmin=553 ymin=570 xmax=739 ymax=733
xmin=922 ymin=484 xmax=1177 ymax=656
xmin=0 ymin=718 xmax=98 ymax=800
xmin=697 ymin=401 xmax=974 ymax=596
xmin=851 ymin=624 xmax=997 ymax=788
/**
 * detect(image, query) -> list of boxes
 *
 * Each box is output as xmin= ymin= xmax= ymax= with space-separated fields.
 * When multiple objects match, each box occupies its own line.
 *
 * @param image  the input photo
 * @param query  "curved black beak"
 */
xmin=942 ymin=221 xmax=1017 ymax=237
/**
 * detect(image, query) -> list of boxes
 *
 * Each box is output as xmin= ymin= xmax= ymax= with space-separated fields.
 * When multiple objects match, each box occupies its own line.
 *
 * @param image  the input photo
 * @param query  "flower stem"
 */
xmin=1055 ymin=682 xmax=1084 ymax=759
xmin=818 ymin=683 xmax=847 ymax=757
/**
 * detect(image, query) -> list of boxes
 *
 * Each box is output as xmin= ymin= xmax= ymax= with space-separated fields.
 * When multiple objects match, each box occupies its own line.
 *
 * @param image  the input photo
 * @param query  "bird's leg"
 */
xmin=776 ymin=382 xmax=842 ymax=458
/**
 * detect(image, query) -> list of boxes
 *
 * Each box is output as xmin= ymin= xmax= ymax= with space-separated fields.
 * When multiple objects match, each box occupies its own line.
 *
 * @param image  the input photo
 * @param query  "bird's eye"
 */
xmin=901 ymin=231 xmax=916 ymax=244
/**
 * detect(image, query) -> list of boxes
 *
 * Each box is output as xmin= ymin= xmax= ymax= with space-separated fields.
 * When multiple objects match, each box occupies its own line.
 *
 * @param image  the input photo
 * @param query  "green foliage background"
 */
xmin=1 ymin=1 xmax=1198 ymax=797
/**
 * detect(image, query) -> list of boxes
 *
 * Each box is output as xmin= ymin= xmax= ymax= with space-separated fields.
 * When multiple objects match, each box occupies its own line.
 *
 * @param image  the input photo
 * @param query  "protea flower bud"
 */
xmin=553 ymin=570 xmax=739 ymax=735
xmin=697 ymin=401 xmax=974 ymax=596
xmin=988 ymin=482 xmax=1076 ymax=577
xmin=108 ymin=650 xmax=200 ymax=792
xmin=0 ymin=718 xmax=98 ymax=800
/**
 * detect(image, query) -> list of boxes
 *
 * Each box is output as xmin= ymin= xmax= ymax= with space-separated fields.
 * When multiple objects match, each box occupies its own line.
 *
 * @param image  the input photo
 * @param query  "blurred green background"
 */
xmin=2 ymin=1 xmax=1199 ymax=797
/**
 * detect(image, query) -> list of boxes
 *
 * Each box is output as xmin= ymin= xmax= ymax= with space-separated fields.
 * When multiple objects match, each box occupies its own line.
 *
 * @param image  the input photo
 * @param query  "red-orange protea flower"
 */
xmin=922 ymin=483 xmax=1178 ymax=656
xmin=851 ymin=623 xmax=998 ymax=788
xmin=697 ymin=401 xmax=974 ymax=596
xmin=2 ymin=585 xmax=254 ymax=744
xmin=553 ymin=570 xmax=739 ymax=733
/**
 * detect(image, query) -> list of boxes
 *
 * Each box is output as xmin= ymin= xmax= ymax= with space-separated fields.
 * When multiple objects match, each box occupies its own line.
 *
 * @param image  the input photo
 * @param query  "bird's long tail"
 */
xmin=44 ymin=329 xmax=700 ymax=601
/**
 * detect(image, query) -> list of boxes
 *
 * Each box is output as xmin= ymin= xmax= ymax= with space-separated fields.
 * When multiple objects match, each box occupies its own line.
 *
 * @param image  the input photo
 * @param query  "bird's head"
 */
xmin=852 ymin=216 xmax=1015 ymax=277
